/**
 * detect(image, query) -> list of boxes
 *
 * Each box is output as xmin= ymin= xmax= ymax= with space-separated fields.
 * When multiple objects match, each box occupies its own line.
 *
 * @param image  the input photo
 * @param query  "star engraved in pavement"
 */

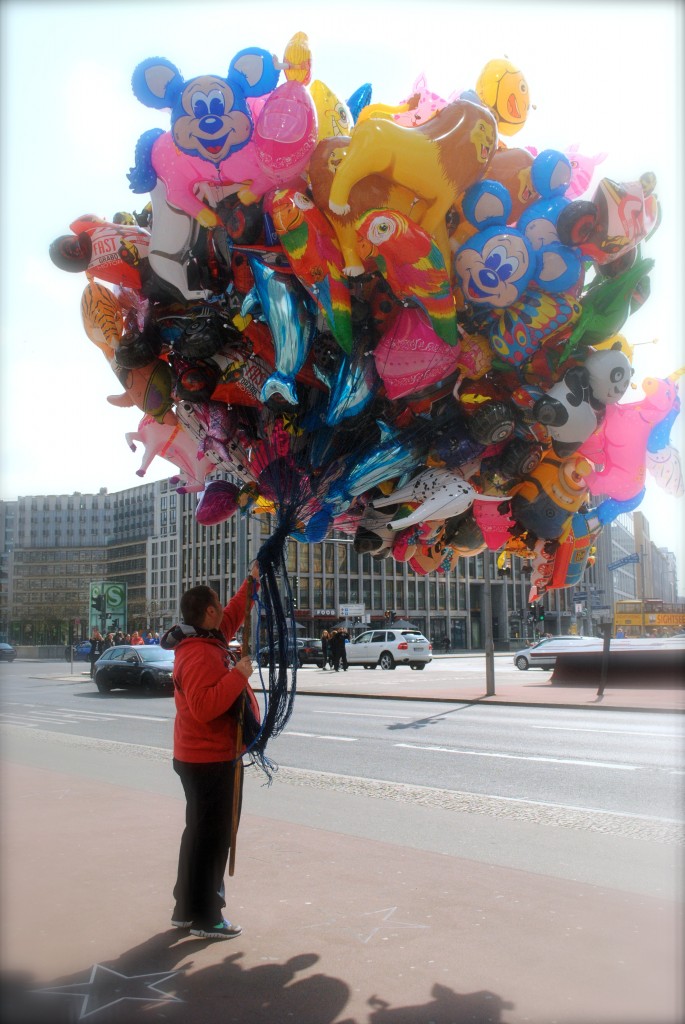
xmin=305 ymin=905 xmax=430 ymax=944
xmin=35 ymin=963 xmax=184 ymax=1019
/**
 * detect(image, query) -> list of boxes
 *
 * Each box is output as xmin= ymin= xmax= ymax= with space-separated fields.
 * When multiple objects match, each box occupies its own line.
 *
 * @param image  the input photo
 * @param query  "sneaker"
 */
xmin=171 ymin=919 xmax=192 ymax=928
xmin=190 ymin=919 xmax=242 ymax=940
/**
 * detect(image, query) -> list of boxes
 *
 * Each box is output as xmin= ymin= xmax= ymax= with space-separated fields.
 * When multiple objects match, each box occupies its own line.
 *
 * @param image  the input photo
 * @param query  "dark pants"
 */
xmin=172 ymin=759 xmax=242 ymax=928
xmin=332 ymin=648 xmax=348 ymax=671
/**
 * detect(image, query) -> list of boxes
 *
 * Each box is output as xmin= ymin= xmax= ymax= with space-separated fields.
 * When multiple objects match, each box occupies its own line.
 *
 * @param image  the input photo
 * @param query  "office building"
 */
xmin=0 ymin=477 xmax=680 ymax=647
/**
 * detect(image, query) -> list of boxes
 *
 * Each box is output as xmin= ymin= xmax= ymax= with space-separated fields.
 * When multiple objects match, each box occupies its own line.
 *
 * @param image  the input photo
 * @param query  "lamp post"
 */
xmin=483 ymin=552 xmax=495 ymax=696
xmin=638 ymin=548 xmax=646 ymax=636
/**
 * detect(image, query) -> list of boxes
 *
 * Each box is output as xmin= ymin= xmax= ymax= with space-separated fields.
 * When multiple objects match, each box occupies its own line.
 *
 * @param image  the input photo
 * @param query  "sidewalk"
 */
xmin=291 ymin=655 xmax=685 ymax=713
xmin=1 ymin=728 xmax=682 ymax=1024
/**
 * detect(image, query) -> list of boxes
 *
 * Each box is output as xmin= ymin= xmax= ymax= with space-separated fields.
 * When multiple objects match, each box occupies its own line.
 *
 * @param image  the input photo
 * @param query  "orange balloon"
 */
xmin=475 ymin=59 xmax=530 ymax=138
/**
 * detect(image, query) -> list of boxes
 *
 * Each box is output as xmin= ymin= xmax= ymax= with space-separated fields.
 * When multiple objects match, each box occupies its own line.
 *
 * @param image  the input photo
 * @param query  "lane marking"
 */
xmin=394 ymin=742 xmax=638 ymax=770
xmin=1 ymin=705 xmax=167 ymax=724
xmin=1 ymin=712 xmax=85 ymax=724
xmin=286 ymin=731 xmax=357 ymax=742
xmin=311 ymin=709 xmax=419 ymax=720
xmin=55 ymin=707 xmax=168 ymax=722
xmin=531 ymin=724 xmax=683 ymax=738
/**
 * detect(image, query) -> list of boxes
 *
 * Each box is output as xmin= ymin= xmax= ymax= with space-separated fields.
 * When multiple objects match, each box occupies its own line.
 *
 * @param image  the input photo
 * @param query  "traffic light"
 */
xmin=91 ymin=594 xmax=105 ymax=613
xmin=538 ymin=605 xmax=545 ymax=622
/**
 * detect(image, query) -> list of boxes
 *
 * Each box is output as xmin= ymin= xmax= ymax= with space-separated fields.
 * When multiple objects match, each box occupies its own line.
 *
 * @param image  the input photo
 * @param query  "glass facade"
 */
xmin=0 ymin=473 xmax=680 ymax=648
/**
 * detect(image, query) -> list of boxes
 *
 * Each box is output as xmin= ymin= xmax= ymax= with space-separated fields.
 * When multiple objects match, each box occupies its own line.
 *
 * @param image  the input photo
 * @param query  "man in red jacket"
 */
xmin=161 ymin=563 xmax=260 ymax=940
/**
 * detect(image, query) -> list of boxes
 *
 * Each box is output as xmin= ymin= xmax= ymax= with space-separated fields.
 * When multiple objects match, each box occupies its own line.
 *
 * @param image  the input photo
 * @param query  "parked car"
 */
xmin=513 ymin=635 xmax=597 ymax=671
xmin=257 ymin=637 xmax=324 ymax=669
xmin=93 ymin=644 xmax=175 ymax=694
xmin=346 ymin=629 xmax=432 ymax=670
xmin=298 ymin=638 xmax=325 ymax=667
xmin=66 ymin=640 xmax=94 ymax=662
xmin=0 ymin=642 xmax=17 ymax=663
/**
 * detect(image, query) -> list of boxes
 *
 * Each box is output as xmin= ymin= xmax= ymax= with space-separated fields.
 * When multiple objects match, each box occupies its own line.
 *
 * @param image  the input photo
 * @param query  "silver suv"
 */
xmin=346 ymin=629 xmax=432 ymax=670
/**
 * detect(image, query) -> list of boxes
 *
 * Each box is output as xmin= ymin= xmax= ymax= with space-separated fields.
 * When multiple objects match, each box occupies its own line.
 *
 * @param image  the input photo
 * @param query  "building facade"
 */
xmin=1 ymin=477 xmax=681 ymax=647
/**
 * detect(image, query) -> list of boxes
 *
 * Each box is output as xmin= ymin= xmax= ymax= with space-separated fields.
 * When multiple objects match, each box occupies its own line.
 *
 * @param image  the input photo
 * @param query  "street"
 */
xmin=1 ymin=661 xmax=683 ymax=823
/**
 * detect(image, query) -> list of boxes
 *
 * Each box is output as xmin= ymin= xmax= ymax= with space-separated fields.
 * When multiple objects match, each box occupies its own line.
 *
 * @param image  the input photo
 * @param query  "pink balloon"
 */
xmin=373 ymin=307 xmax=463 ymax=400
xmin=252 ymin=80 xmax=317 ymax=186
xmin=578 ymin=374 xmax=682 ymax=501
xmin=196 ymin=481 xmax=241 ymax=525
xmin=472 ymin=498 xmax=517 ymax=550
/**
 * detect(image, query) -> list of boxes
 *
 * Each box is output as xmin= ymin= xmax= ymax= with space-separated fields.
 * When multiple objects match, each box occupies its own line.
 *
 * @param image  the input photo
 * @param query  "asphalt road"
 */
xmin=1 ymin=660 xmax=682 ymax=822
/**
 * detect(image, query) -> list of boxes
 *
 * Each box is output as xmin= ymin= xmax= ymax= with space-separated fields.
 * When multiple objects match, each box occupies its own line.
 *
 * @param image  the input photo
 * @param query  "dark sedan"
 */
xmin=94 ymin=644 xmax=175 ymax=694
xmin=298 ymin=638 xmax=325 ymax=667
xmin=0 ymin=642 xmax=17 ymax=663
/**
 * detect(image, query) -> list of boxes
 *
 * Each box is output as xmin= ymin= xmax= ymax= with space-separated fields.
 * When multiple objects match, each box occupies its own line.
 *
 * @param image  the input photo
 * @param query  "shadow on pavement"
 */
xmin=1 ymin=931 xmax=513 ymax=1024
xmin=385 ymin=700 xmax=494 ymax=731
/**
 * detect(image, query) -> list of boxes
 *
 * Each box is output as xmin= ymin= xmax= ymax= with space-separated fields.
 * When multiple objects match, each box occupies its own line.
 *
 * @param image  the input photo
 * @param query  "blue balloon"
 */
xmin=647 ymin=402 xmax=680 ymax=452
xmin=324 ymin=351 xmax=379 ymax=426
xmin=242 ymin=256 xmax=317 ymax=406
xmin=593 ymin=489 xmax=645 ymax=526
xmin=304 ymin=508 xmax=333 ymax=542
xmin=326 ymin=421 xmax=419 ymax=506
xmin=347 ymin=83 xmax=372 ymax=122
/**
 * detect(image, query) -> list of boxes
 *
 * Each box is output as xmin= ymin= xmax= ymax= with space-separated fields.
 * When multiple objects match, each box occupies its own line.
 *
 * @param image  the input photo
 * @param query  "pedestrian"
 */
xmin=88 ymin=628 xmax=103 ymax=678
xmin=160 ymin=563 xmax=260 ymax=941
xmin=130 ymin=631 xmax=144 ymax=646
xmin=616 ymin=627 xmax=625 ymax=639
xmin=114 ymin=630 xmax=126 ymax=646
xmin=320 ymin=630 xmax=330 ymax=670
xmin=103 ymin=632 xmax=115 ymax=651
xmin=330 ymin=628 xmax=348 ymax=672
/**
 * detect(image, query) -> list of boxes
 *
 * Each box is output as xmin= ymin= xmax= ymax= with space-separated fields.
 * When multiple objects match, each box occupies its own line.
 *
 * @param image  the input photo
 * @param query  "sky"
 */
xmin=1 ymin=0 xmax=683 ymax=574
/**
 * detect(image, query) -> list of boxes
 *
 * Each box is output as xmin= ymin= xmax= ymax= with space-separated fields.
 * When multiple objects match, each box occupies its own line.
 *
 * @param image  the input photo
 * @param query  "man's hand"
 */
xmin=235 ymin=655 xmax=254 ymax=679
xmin=249 ymin=562 xmax=260 ymax=582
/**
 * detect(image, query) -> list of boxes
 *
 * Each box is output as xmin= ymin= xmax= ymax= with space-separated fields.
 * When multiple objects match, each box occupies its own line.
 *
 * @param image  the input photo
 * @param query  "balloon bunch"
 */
xmin=50 ymin=32 xmax=682 ymax=612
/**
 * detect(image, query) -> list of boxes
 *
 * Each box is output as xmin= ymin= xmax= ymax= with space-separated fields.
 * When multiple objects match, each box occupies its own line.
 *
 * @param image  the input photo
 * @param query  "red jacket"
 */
xmin=169 ymin=579 xmax=260 ymax=763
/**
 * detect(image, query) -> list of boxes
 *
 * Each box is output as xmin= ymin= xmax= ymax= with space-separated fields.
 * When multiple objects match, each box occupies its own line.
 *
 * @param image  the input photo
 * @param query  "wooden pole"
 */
xmin=228 ymin=578 xmax=253 ymax=877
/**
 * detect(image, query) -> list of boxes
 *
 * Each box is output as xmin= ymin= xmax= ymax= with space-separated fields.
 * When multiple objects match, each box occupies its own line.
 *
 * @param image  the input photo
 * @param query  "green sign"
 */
xmin=89 ymin=582 xmax=127 ymax=633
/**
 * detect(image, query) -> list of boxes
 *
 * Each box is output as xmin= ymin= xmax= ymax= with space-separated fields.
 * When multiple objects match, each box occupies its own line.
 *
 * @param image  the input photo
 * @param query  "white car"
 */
xmin=346 ymin=629 xmax=432 ymax=670
xmin=513 ymin=635 xmax=599 ymax=671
